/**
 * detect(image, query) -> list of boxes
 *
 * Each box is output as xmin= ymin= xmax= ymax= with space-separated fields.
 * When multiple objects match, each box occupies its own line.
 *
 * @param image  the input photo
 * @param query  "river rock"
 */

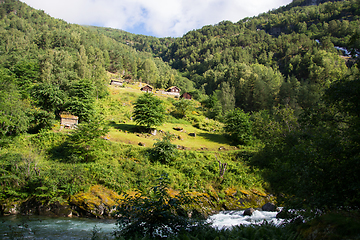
xmin=243 ymin=207 xmax=255 ymax=216
xmin=262 ymin=202 xmax=280 ymax=212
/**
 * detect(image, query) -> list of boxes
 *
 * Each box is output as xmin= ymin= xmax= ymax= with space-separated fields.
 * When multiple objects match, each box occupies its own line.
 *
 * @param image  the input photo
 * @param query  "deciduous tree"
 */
xmin=132 ymin=93 xmax=165 ymax=129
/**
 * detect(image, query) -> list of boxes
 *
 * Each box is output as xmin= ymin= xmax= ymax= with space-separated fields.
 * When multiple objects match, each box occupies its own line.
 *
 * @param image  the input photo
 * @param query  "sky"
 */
xmin=21 ymin=0 xmax=293 ymax=38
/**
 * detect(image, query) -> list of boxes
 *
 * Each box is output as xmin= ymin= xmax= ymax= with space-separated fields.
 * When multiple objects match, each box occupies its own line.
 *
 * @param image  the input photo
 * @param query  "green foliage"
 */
xmin=251 ymin=106 xmax=299 ymax=145
xmin=115 ymin=173 xmax=204 ymax=239
xmin=151 ymin=132 xmax=178 ymax=164
xmin=171 ymin=98 xmax=193 ymax=119
xmin=113 ymin=221 xmax=299 ymax=240
xmin=0 ymin=68 xmax=30 ymax=137
xmin=133 ymin=93 xmax=166 ymax=129
xmin=224 ymin=109 xmax=253 ymax=145
xmin=297 ymin=210 xmax=360 ymax=240
xmin=254 ymin=74 xmax=360 ymax=211
xmin=66 ymin=115 xmax=109 ymax=162
xmin=65 ymin=78 xmax=96 ymax=122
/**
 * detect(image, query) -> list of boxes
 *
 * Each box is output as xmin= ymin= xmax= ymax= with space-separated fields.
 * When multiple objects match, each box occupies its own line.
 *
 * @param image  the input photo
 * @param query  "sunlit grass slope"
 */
xmin=100 ymin=83 xmax=237 ymax=151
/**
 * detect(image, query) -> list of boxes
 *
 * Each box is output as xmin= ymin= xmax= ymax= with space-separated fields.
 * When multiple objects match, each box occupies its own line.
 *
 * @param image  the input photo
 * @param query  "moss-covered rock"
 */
xmin=70 ymin=185 xmax=123 ymax=218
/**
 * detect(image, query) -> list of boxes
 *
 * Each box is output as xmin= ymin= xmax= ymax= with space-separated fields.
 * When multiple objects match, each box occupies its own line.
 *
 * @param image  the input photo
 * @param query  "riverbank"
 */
xmin=0 ymin=210 xmax=283 ymax=240
xmin=1 ymin=183 xmax=275 ymax=219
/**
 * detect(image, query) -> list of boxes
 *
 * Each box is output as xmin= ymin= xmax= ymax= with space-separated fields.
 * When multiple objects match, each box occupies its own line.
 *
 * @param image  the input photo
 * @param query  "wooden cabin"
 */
xmin=166 ymin=86 xmax=181 ymax=93
xmin=60 ymin=112 xmax=78 ymax=130
xmin=110 ymin=79 xmax=123 ymax=86
xmin=140 ymin=85 xmax=153 ymax=92
xmin=180 ymin=92 xmax=192 ymax=100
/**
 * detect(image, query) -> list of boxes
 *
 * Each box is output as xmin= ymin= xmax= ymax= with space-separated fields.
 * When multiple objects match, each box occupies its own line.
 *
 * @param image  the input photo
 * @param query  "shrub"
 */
xmin=224 ymin=108 xmax=253 ymax=145
xmin=151 ymin=132 xmax=178 ymax=164
xmin=114 ymin=173 xmax=205 ymax=239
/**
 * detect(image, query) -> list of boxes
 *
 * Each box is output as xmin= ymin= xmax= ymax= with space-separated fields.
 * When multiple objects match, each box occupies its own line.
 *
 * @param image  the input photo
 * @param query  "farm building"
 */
xmin=140 ymin=85 xmax=153 ymax=92
xmin=110 ymin=79 xmax=123 ymax=86
xmin=180 ymin=92 xmax=192 ymax=100
xmin=166 ymin=86 xmax=181 ymax=94
xmin=60 ymin=112 xmax=78 ymax=130
xmin=157 ymin=86 xmax=181 ymax=96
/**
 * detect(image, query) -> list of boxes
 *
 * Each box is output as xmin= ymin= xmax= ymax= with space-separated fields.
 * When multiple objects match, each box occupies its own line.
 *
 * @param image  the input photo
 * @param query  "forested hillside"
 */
xmin=1 ymin=0 xmax=360 ymax=238
xmin=97 ymin=0 xmax=359 ymax=117
xmin=0 ymin=0 xmax=194 ymax=136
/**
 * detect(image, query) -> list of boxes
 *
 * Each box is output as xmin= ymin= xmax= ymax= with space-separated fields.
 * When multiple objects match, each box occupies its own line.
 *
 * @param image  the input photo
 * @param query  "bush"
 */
xmin=151 ymin=132 xmax=178 ymax=164
xmin=114 ymin=173 xmax=205 ymax=239
xmin=224 ymin=109 xmax=253 ymax=145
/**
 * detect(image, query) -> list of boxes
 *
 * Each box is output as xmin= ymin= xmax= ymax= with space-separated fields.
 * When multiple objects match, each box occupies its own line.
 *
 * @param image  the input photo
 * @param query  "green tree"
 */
xmin=32 ymin=82 xmax=65 ymax=113
xmin=132 ymin=93 xmax=166 ymax=129
xmin=172 ymin=99 xmax=193 ymax=119
xmin=219 ymin=81 xmax=235 ymax=114
xmin=224 ymin=108 xmax=252 ymax=145
xmin=115 ymin=173 xmax=203 ymax=239
xmin=66 ymin=114 xmax=109 ymax=162
xmin=139 ymin=59 xmax=159 ymax=85
xmin=0 ymin=68 xmax=30 ymax=137
xmin=65 ymin=78 xmax=95 ymax=122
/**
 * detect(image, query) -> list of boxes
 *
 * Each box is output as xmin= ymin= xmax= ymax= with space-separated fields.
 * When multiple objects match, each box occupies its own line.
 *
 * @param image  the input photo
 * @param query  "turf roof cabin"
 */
xmin=140 ymin=84 xmax=153 ymax=92
xmin=60 ymin=112 xmax=79 ymax=130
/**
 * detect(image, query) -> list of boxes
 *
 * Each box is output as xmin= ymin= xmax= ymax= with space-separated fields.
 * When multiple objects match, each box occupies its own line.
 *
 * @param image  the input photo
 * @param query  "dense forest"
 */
xmin=1 ymin=0 xmax=360 ymax=238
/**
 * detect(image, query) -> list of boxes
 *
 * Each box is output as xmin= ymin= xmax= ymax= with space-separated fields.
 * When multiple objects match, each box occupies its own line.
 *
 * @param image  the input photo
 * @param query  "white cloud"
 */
xmin=21 ymin=0 xmax=292 ymax=37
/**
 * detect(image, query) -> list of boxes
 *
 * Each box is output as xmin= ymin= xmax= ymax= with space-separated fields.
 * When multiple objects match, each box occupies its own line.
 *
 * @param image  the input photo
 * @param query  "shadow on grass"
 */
xmin=108 ymin=122 xmax=153 ymax=134
xmin=109 ymin=122 xmax=136 ymax=132
xmin=197 ymin=132 xmax=232 ymax=145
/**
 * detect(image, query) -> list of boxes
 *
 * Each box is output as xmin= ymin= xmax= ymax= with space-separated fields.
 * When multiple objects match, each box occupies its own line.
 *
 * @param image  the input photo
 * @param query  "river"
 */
xmin=0 ymin=210 xmax=283 ymax=239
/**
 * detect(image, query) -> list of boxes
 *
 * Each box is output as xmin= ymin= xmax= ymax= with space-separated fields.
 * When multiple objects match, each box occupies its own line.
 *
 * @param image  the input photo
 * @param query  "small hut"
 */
xmin=60 ymin=112 xmax=79 ymax=130
xmin=180 ymin=92 xmax=192 ymax=100
xmin=110 ymin=79 xmax=123 ymax=86
xmin=166 ymin=86 xmax=181 ymax=93
xmin=140 ymin=85 xmax=153 ymax=92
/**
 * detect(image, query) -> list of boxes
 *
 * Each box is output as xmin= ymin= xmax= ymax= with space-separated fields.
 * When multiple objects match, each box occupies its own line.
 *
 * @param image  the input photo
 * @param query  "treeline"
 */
xmin=0 ymin=0 xmax=194 ymax=137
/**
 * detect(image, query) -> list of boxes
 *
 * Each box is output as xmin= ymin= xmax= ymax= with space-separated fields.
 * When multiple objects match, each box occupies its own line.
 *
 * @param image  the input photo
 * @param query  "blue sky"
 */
xmin=21 ymin=0 xmax=293 ymax=37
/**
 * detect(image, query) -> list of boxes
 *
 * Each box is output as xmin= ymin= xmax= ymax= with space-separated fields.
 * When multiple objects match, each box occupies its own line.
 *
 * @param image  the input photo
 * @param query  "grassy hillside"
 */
xmin=101 ymin=83 xmax=239 ymax=151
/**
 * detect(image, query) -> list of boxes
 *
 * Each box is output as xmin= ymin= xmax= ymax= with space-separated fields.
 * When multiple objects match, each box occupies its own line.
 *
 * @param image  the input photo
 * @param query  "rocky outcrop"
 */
xmin=70 ymin=185 xmax=122 ymax=218
xmin=1 ymin=200 xmax=74 ymax=217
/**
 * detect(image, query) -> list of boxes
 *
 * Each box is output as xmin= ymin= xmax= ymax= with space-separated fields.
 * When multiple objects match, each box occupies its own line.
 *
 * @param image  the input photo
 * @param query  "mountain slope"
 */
xmin=92 ymin=0 xmax=359 ymax=116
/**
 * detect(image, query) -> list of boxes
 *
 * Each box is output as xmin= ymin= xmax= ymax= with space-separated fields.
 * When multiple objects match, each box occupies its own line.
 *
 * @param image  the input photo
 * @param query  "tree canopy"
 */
xmin=132 ymin=93 xmax=166 ymax=129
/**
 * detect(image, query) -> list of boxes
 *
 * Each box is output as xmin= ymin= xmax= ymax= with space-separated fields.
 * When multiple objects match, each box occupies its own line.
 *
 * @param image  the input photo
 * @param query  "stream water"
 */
xmin=0 ymin=210 xmax=283 ymax=239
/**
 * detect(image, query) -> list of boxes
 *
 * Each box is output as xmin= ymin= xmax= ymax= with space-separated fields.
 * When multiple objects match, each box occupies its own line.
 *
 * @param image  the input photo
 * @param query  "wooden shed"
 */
xmin=180 ymin=92 xmax=192 ymax=100
xmin=110 ymin=79 xmax=123 ymax=86
xmin=140 ymin=85 xmax=153 ymax=92
xmin=166 ymin=86 xmax=181 ymax=93
xmin=60 ymin=112 xmax=79 ymax=130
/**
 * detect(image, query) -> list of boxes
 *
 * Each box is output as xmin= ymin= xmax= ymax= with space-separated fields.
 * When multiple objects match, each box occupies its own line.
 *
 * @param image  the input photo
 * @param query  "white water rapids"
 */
xmin=0 ymin=210 xmax=284 ymax=239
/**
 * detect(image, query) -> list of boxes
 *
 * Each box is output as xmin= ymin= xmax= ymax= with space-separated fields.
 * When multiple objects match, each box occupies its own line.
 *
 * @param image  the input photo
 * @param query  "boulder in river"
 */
xmin=243 ymin=207 xmax=255 ymax=216
xmin=261 ymin=202 xmax=280 ymax=212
